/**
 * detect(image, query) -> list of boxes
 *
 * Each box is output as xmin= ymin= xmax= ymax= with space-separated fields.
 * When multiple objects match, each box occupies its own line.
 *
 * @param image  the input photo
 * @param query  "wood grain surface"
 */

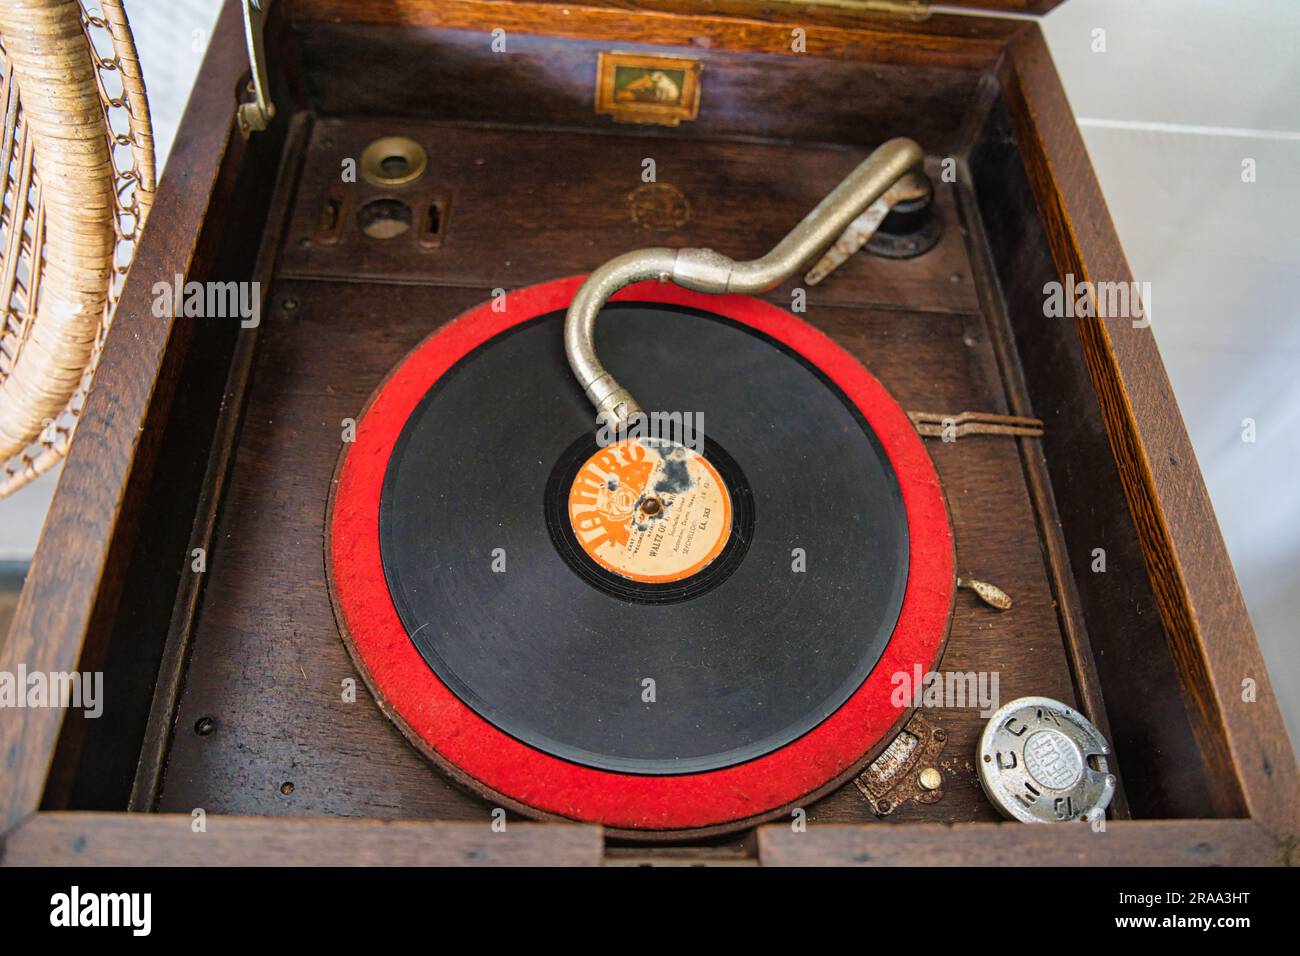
xmin=3 ymin=811 xmax=602 ymax=866
xmin=757 ymin=819 xmax=1287 ymax=867
xmin=293 ymin=23 xmax=984 ymax=157
xmin=286 ymin=0 xmax=1021 ymax=72
xmin=278 ymin=120 xmax=978 ymax=314
xmin=155 ymin=122 xmax=1078 ymax=830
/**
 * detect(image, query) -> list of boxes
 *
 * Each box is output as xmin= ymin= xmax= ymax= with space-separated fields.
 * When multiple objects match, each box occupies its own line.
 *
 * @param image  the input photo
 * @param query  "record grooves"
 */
xmin=327 ymin=276 xmax=954 ymax=834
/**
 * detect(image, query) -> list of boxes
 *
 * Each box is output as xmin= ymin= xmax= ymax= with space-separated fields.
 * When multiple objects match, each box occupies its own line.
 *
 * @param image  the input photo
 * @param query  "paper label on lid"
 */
xmin=567 ymin=438 xmax=731 ymax=584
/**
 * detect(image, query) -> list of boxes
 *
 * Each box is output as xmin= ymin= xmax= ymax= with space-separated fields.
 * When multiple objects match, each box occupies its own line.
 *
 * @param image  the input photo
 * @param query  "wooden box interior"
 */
xmin=32 ymin=2 xmax=1272 ymax=860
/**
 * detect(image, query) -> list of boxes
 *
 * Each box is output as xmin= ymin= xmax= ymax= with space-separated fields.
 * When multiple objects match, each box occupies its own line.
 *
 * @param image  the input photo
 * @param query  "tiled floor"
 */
xmin=2 ymin=0 xmax=1296 ymax=753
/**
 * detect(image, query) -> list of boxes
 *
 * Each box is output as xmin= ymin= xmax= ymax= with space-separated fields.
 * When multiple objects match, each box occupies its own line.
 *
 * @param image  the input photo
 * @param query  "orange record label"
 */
xmin=567 ymin=438 xmax=732 ymax=584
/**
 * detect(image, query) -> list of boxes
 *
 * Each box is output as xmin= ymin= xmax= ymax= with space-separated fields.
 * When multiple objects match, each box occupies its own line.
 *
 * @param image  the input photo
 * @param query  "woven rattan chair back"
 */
xmin=0 ymin=0 xmax=154 ymax=497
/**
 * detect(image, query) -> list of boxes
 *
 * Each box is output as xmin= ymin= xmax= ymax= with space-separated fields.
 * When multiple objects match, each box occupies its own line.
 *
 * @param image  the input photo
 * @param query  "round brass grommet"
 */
xmin=360 ymin=136 xmax=428 ymax=188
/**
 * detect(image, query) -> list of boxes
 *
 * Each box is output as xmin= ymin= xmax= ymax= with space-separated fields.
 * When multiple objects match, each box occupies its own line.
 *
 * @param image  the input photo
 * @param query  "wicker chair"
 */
xmin=0 ymin=0 xmax=154 ymax=498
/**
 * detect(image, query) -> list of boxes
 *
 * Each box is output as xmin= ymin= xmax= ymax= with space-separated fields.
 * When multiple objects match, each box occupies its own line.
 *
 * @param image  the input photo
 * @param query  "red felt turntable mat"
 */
xmin=327 ymin=276 xmax=953 ymax=834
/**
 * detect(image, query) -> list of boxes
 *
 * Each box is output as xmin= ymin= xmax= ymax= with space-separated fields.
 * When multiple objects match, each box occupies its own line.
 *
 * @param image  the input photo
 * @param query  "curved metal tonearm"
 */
xmin=564 ymin=137 xmax=925 ymax=426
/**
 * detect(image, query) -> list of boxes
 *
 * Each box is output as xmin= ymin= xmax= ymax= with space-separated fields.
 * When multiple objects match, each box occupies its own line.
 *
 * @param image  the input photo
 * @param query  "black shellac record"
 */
xmin=379 ymin=303 xmax=909 ymax=775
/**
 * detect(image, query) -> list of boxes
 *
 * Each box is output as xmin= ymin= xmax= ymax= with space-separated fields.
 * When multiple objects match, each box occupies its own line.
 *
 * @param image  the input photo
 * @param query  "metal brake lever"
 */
xmin=804 ymin=170 xmax=930 ymax=285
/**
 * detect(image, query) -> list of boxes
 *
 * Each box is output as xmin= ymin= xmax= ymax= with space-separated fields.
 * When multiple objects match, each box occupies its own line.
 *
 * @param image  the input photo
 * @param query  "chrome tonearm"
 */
xmin=563 ymin=137 xmax=925 ymax=427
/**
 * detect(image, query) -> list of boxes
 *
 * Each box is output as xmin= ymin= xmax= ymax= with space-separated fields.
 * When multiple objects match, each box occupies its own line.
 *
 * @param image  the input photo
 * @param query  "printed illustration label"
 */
xmin=567 ymin=438 xmax=732 ymax=583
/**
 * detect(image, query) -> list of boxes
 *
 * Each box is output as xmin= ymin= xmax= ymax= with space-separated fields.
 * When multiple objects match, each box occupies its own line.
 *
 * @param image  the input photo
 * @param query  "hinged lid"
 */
xmin=760 ymin=0 xmax=931 ymax=20
xmin=284 ymin=0 xmax=1067 ymax=25
xmin=932 ymin=0 xmax=1062 ymax=12
xmin=674 ymin=0 xmax=1063 ymax=18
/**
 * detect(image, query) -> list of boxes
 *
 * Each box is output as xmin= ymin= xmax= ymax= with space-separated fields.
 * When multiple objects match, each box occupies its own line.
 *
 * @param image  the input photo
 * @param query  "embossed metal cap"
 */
xmin=978 ymin=696 xmax=1116 ymax=824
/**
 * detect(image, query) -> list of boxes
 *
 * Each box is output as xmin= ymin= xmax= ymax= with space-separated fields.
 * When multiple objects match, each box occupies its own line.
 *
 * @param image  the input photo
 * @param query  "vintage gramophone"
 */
xmin=0 ymin=0 xmax=1293 ymax=866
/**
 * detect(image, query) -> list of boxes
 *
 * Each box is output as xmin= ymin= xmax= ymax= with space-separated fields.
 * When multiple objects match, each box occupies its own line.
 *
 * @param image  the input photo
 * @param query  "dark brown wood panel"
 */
xmin=954 ymin=153 xmax=1130 ymax=819
xmin=292 ymin=23 xmax=983 ymax=158
xmin=757 ymin=819 xmax=1286 ymax=866
xmin=286 ymin=0 xmax=1019 ymax=73
xmin=2 ymin=812 xmax=603 ymax=866
xmin=802 ymin=311 xmax=1077 ymax=824
xmin=156 ymin=284 xmax=491 ymax=821
xmin=278 ymin=120 xmax=977 ymax=314
xmin=967 ymin=95 xmax=1221 ymax=821
xmin=130 ymin=113 xmax=317 ymax=813
xmin=158 ymin=244 xmax=1075 ymax=828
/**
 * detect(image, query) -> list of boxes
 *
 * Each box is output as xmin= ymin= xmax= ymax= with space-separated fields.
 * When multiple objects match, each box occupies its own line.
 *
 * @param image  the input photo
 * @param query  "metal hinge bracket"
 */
xmin=238 ymin=0 xmax=276 ymax=137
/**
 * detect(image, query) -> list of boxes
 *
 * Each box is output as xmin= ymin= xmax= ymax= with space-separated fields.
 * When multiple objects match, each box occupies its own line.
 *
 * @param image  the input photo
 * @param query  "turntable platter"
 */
xmin=328 ymin=277 xmax=953 ymax=834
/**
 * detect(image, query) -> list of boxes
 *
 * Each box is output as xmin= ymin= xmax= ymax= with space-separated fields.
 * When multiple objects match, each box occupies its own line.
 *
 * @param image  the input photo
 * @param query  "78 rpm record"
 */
xmin=327 ymin=277 xmax=954 ymax=835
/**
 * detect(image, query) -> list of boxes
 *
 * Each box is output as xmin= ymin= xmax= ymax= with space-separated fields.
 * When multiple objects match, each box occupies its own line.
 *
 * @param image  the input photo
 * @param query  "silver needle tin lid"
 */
xmin=978 ymin=696 xmax=1116 ymax=824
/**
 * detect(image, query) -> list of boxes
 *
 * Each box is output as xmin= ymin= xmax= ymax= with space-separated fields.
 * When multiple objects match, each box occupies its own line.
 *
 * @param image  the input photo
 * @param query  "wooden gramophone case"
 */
xmin=1 ymin=0 xmax=1295 ymax=865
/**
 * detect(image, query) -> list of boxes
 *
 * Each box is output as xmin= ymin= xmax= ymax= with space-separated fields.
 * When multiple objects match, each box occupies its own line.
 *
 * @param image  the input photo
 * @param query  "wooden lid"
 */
xmin=285 ymin=0 xmax=1066 ymax=25
xmin=945 ymin=0 xmax=1061 ymax=13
